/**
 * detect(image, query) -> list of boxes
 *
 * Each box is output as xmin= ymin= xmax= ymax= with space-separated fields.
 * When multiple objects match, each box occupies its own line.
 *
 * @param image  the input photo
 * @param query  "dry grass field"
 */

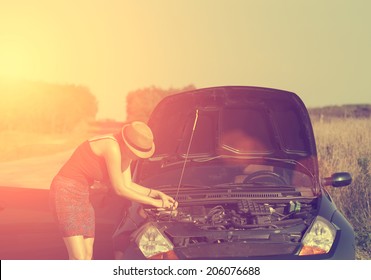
xmin=312 ymin=118 xmax=371 ymax=260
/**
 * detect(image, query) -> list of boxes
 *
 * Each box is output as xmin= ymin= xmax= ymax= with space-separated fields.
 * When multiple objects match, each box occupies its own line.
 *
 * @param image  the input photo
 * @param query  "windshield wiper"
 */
xmin=214 ymin=182 xmax=293 ymax=188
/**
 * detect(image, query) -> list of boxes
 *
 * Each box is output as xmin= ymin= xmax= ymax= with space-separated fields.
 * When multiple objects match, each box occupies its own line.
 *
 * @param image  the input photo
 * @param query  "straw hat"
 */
xmin=121 ymin=121 xmax=155 ymax=158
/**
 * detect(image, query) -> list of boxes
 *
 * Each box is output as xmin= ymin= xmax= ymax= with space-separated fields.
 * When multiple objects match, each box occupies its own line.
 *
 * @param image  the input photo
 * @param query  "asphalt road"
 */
xmin=0 ymin=150 xmax=73 ymax=189
xmin=0 ymin=149 xmax=121 ymax=260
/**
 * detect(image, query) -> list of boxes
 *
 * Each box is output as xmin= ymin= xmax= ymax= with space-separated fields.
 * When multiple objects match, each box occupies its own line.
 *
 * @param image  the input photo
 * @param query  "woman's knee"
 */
xmin=63 ymin=236 xmax=92 ymax=260
xmin=85 ymin=249 xmax=93 ymax=260
xmin=67 ymin=247 xmax=93 ymax=260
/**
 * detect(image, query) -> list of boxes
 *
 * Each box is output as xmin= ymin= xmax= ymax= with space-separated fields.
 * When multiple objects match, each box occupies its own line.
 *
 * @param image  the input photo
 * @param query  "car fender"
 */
xmin=330 ymin=210 xmax=356 ymax=259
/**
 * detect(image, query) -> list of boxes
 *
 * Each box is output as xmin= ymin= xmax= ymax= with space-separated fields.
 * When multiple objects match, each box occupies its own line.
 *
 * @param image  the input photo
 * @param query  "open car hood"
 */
xmin=142 ymin=86 xmax=318 ymax=177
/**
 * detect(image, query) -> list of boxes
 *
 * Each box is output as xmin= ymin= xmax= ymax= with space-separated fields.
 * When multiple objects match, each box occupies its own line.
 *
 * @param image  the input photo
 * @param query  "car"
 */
xmin=113 ymin=86 xmax=355 ymax=260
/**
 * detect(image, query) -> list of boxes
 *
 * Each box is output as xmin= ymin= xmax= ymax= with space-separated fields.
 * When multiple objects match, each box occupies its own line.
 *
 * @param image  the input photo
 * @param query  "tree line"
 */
xmin=3 ymin=78 xmax=367 ymax=135
xmin=308 ymin=104 xmax=371 ymax=121
xmin=125 ymin=84 xmax=196 ymax=122
xmin=0 ymin=79 xmax=98 ymax=133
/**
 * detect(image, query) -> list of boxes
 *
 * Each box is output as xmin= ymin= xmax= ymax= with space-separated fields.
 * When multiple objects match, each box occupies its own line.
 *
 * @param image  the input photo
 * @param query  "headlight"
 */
xmin=135 ymin=223 xmax=175 ymax=259
xmin=299 ymin=216 xmax=337 ymax=256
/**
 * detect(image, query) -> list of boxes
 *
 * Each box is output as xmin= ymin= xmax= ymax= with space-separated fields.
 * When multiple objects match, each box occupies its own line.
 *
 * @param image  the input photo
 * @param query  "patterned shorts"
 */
xmin=49 ymin=175 xmax=95 ymax=238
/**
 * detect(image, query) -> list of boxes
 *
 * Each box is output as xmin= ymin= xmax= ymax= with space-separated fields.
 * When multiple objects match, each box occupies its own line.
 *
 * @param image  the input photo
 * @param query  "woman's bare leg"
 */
xmin=84 ymin=237 xmax=95 ymax=260
xmin=63 ymin=236 xmax=94 ymax=260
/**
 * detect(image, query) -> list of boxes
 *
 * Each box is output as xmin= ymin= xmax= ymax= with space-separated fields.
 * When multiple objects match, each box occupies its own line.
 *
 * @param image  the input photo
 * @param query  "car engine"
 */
xmin=146 ymin=199 xmax=316 ymax=230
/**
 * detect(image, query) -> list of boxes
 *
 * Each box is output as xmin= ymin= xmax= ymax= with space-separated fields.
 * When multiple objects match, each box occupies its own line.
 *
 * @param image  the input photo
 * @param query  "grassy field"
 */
xmin=1 ymin=118 xmax=370 ymax=259
xmin=312 ymin=118 xmax=371 ymax=260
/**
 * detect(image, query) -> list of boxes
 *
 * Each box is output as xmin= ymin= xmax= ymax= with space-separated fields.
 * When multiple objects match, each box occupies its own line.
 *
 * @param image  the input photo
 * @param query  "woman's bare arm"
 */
xmin=103 ymin=141 xmax=163 ymax=207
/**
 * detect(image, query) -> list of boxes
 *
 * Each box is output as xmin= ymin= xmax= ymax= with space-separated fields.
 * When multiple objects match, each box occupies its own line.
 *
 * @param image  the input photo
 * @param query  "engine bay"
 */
xmin=145 ymin=199 xmax=316 ymax=231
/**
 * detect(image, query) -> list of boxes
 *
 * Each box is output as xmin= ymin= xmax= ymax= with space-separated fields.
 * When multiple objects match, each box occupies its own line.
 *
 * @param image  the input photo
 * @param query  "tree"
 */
xmin=126 ymin=85 xmax=196 ymax=122
xmin=0 ymin=79 xmax=98 ymax=133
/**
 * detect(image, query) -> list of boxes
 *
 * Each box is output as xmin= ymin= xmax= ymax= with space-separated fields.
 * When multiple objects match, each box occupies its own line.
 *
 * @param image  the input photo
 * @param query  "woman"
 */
xmin=49 ymin=121 xmax=177 ymax=260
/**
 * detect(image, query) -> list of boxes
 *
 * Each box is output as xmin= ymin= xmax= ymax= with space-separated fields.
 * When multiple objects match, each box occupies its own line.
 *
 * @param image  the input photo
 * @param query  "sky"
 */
xmin=1 ymin=0 xmax=370 ymax=121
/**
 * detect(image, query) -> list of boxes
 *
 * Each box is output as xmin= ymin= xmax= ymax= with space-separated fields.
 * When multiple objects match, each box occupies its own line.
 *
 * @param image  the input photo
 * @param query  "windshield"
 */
xmin=137 ymin=158 xmax=314 ymax=191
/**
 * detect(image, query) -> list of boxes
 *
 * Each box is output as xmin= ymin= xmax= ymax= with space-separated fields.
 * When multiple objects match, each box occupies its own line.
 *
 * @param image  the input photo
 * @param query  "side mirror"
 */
xmin=322 ymin=172 xmax=352 ymax=187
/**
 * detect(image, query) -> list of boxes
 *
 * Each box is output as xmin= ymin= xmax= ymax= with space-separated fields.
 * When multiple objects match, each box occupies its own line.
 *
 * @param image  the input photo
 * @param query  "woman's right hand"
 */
xmin=153 ymin=197 xmax=178 ymax=210
xmin=149 ymin=189 xmax=177 ymax=210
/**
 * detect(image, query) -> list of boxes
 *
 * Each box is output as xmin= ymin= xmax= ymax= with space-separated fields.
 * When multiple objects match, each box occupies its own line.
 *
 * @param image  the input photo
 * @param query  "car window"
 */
xmin=140 ymin=163 xmax=313 ymax=189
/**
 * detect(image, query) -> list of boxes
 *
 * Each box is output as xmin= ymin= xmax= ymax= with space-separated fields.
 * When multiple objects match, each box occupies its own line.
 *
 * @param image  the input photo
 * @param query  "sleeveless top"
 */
xmin=57 ymin=133 xmax=123 ymax=186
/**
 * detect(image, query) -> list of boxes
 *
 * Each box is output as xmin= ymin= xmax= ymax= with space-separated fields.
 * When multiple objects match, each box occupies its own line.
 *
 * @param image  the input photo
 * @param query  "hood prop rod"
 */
xmin=171 ymin=109 xmax=199 ymax=217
